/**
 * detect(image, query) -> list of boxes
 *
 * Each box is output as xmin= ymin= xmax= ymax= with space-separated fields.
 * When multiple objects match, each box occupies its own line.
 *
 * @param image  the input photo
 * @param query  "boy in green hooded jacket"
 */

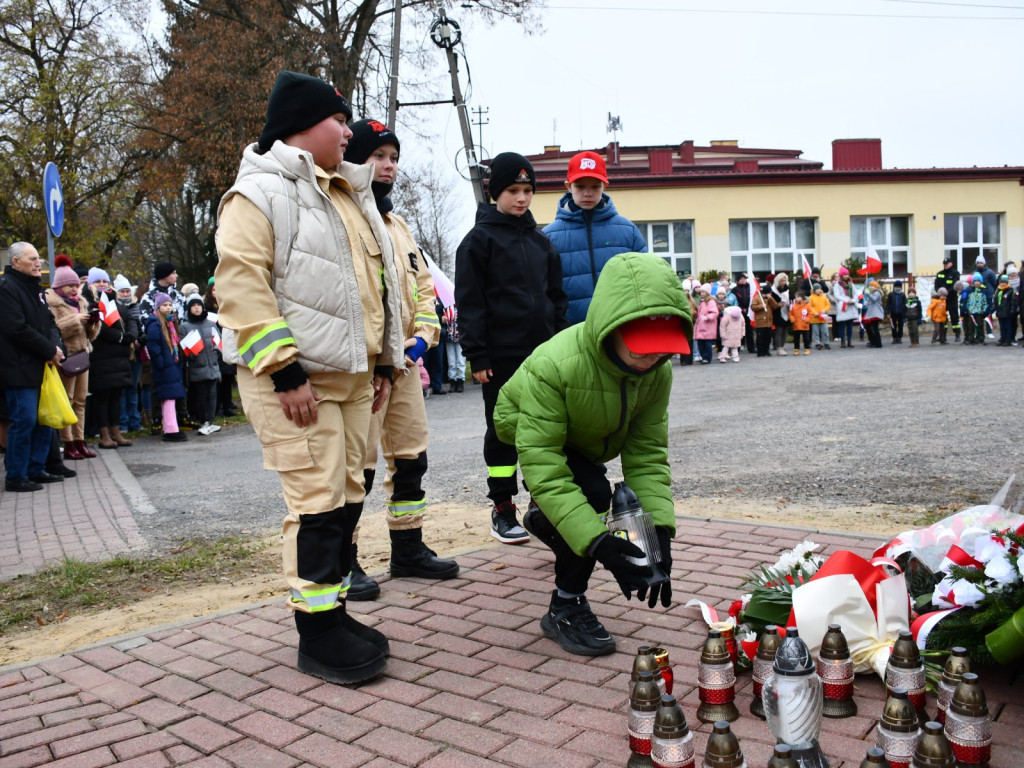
xmin=494 ymin=252 xmax=692 ymax=656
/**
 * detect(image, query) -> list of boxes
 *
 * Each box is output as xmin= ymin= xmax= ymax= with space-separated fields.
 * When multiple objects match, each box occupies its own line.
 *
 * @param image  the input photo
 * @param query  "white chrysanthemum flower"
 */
xmin=984 ymin=553 xmax=1019 ymax=586
xmin=794 ymin=540 xmax=820 ymax=559
xmin=774 ymin=552 xmax=798 ymax=572
xmin=975 ymin=535 xmax=1008 ymax=564
xmin=932 ymin=577 xmax=957 ymax=609
xmin=950 ymin=579 xmax=986 ymax=608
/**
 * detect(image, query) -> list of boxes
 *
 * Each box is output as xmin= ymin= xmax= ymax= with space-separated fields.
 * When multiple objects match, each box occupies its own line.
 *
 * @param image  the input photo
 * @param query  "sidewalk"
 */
xmin=2 ymin=518 xmax=1020 ymax=767
xmin=0 ymin=451 xmax=150 ymax=581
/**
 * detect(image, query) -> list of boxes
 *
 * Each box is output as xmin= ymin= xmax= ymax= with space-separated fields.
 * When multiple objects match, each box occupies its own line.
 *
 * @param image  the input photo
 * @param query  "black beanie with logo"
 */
xmin=486 ymin=152 xmax=536 ymax=201
xmin=257 ymin=71 xmax=353 ymax=154
xmin=346 ymin=119 xmax=401 ymax=166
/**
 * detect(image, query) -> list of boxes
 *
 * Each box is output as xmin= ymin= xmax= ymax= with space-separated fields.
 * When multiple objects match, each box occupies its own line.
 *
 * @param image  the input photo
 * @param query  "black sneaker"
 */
xmin=540 ymin=592 xmax=615 ymax=656
xmin=490 ymin=502 xmax=529 ymax=544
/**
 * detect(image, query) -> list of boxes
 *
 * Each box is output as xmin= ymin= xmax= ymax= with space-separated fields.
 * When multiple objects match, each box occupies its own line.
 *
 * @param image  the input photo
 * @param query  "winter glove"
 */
xmin=637 ymin=527 xmax=673 ymax=609
xmin=593 ymin=533 xmax=653 ymax=602
xmin=405 ymin=337 xmax=428 ymax=364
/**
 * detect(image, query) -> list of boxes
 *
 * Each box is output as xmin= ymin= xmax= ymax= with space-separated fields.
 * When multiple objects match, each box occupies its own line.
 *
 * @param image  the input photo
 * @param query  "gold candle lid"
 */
xmin=756 ymin=625 xmax=782 ymax=661
xmin=881 ymin=688 xmax=919 ymax=733
xmin=912 ymin=721 xmax=955 ymax=767
xmin=632 ymin=645 xmax=659 ymax=680
xmin=631 ymin=670 xmax=662 ymax=713
xmin=888 ymin=630 xmax=922 ymax=669
xmin=819 ymin=623 xmax=851 ymax=661
xmin=767 ymin=744 xmax=799 ymax=768
xmin=653 ymin=694 xmax=689 ymax=740
xmin=701 ymin=629 xmax=731 ymax=665
xmin=940 ymin=646 xmax=970 ymax=686
xmin=859 ymin=746 xmax=891 ymax=766
xmin=703 ymin=720 xmax=745 ymax=768
xmin=949 ymin=672 xmax=989 ymax=718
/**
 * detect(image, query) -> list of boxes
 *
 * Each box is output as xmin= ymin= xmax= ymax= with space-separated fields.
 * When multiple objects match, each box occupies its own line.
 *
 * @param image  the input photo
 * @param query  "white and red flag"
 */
xmin=180 ymin=329 xmax=204 ymax=356
xmin=211 ymin=327 xmax=223 ymax=351
xmin=747 ymin=274 xmax=762 ymax=325
xmin=99 ymin=293 xmax=121 ymax=326
xmin=801 ymin=255 xmax=813 ymax=281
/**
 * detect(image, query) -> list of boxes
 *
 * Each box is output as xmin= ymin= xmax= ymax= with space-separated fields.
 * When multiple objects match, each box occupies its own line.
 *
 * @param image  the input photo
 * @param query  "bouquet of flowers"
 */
xmin=730 ymin=540 xmax=824 ymax=635
xmin=875 ymin=474 xmax=1024 ymax=665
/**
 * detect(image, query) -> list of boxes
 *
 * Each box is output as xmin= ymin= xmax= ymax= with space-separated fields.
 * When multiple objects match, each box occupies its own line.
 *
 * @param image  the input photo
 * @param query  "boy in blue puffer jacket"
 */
xmin=544 ymin=151 xmax=647 ymax=326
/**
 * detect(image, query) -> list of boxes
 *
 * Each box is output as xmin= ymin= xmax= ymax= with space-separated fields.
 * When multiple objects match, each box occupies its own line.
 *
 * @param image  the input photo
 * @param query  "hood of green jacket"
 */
xmin=583 ymin=251 xmax=693 ymax=363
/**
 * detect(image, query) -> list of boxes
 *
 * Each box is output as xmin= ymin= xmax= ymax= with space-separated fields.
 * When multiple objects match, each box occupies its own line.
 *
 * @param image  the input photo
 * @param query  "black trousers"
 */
xmin=481 ymin=357 xmax=526 ymax=504
xmin=891 ymin=316 xmax=905 ymax=341
xmin=527 ymin=448 xmax=611 ymax=595
xmin=188 ymin=379 xmax=217 ymax=424
xmin=755 ymin=327 xmax=772 ymax=357
xmin=91 ymin=387 xmax=123 ymax=428
xmin=865 ymin=321 xmax=883 ymax=348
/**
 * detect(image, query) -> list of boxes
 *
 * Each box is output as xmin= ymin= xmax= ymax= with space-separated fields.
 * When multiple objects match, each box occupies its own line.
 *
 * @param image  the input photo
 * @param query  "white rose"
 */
xmin=951 ymin=579 xmax=986 ymax=608
xmin=975 ymin=535 xmax=1008 ymax=564
xmin=932 ymin=576 xmax=957 ymax=609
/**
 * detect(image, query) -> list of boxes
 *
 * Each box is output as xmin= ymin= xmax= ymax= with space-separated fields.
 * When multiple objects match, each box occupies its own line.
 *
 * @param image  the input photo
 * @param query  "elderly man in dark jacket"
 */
xmin=0 ymin=242 xmax=66 ymax=491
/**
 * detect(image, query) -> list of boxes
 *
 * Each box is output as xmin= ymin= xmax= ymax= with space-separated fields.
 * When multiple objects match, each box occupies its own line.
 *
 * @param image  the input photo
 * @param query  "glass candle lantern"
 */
xmin=943 ymin=672 xmax=992 ymax=767
xmin=696 ymin=629 xmax=739 ymax=724
xmin=702 ymin=720 xmax=746 ymax=768
xmin=935 ymin=647 xmax=970 ymax=726
xmin=651 ymin=694 xmax=695 ymax=768
xmin=762 ymin=627 xmax=830 ymax=768
xmin=628 ymin=670 xmax=661 ymax=768
xmin=817 ymin=623 xmax=857 ymax=718
xmin=911 ymin=722 xmax=955 ymax=768
xmin=875 ymin=687 xmax=921 ymax=768
xmin=609 ymin=482 xmax=668 ymax=586
xmin=751 ymin=625 xmax=782 ymax=719
xmin=885 ymin=630 xmax=928 ymax=726
xmin=632 ymin=645 xmax=667 ymax=697
xmin=653 ymin=646 xmax=674 ymax=696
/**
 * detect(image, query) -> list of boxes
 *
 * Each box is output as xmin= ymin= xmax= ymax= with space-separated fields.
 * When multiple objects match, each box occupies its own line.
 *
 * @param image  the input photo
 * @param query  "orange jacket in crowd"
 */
xmin=789 ymin=299 xmax=811 ymax=332
xmin=808 ymin=292 xmax=831 ymax=323
xmin=927 ymin=297 xmax=948 ymax=324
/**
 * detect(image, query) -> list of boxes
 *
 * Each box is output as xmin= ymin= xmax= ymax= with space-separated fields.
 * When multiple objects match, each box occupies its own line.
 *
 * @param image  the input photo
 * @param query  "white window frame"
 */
xmin=850 ymin=216 xmax=911 ymax=278
xmin=944 ymin=213 xmax=1002 ymax=274
xmin=729 ymin=218 xmax=816 ymax=281
xmin=637 ymin=220 xmax=694 ymax=278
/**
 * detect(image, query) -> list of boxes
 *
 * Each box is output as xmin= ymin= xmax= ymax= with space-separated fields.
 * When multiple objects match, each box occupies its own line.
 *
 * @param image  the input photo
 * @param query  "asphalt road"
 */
xmin=122 ymin=339 xmax=1024 ymax=552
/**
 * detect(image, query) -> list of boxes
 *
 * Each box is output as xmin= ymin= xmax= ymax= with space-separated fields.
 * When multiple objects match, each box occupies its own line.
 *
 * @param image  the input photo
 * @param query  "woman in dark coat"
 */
xmin=145 ymin=291 xmax=187 ymax=442
xmin=86 ymin=269 xmax=136 ymax=448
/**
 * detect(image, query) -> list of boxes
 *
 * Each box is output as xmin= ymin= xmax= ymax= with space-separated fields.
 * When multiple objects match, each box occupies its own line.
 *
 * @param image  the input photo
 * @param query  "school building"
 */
xmin=525 ymin=138 xmax=1024 ymax=283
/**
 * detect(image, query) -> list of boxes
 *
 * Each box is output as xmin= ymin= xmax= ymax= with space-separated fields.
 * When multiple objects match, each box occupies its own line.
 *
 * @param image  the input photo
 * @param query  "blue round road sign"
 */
xmin=43 ymin=162 xmax=64 ymax=237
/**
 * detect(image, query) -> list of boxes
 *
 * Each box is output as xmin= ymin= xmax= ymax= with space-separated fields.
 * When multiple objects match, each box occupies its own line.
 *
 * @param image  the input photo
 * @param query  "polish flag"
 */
xmin=747 ymin=274 xmax=762 ymax=324
xmin=211 ymin=328 xmax=223 ymax=351
xmin=99 ymin=293 xmax=121 ymax=326
xmin=180 ymin=329 xmax=204 ymax=356
xmin=801 ymin=255 xmax=812 ymax=281
xmin=857 ymin=248 xmax=884 ymax=276
xmin=422 ymin=251 xmax=455 ymax=309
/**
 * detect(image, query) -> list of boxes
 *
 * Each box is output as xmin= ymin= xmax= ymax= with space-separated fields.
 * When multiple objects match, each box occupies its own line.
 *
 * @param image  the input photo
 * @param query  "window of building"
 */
xmin=944 ymin=214 xmax=1001 ymax=274
xmin=850 ymin=216 xmax=910 ymax=278
xmin=729 ymin=218 xmax=816 ymax=282
xmin=637 ymin=220 xmax=694 ymax=277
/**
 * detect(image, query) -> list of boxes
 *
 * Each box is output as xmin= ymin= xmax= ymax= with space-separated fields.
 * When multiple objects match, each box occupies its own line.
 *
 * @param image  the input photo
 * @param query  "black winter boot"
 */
xmin=294 ymin=607 xmax=386 ymax=684
xmin=389 ymin=528 xmax=460 ymax=579
xmin=347 ymin=543 xmax=382 ymax=602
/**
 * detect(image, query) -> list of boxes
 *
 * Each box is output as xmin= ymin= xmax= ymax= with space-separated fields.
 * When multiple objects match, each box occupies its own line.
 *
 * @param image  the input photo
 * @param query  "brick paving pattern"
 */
xmin=2 ymin=519 xmax=1021 ymax=766
xmin=0 ymin=454 xmax=148 ymax=581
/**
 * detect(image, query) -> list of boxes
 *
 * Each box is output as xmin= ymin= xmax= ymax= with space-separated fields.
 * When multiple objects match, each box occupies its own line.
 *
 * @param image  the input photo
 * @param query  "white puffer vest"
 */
xmin=217 ymin=142 xmax=404 ymax=374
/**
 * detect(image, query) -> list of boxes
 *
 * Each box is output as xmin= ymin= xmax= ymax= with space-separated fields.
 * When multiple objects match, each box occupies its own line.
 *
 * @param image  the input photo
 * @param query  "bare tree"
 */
xmin=394 ymin=160 xmax=474 ymax=277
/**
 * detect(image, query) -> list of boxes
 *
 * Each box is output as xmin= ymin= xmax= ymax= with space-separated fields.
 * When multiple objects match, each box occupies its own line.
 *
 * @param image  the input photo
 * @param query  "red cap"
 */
xmin=567 ymin=151 xmax=608 ymax=184
xmin=619 ymin=315 xmax=690 ymax=355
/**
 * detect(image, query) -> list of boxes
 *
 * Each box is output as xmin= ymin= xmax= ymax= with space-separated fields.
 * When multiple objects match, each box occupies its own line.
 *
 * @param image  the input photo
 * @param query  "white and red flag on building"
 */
xmin=180 ymin=329 xmax=204 ymax=356
xmin=801 ymin=255 xmax=813 ymax=281
xmin=857 ymin=248 xmax=884 ymax=277
xmin=99 ymin=293 xmax=121 ymax=326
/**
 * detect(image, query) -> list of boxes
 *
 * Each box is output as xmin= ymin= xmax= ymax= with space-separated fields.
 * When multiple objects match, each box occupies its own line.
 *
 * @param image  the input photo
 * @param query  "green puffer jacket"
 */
xmin=494 ymin=252 xmax=693 ymax=556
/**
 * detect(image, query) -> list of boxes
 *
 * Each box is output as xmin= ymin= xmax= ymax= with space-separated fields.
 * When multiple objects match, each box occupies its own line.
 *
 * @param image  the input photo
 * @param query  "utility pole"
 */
xmin=430 ymin=10 xmax=486 ymax=204
xmin=471 ymin=106 xmax=489 ymax=153
xmin=386 ymin=1 xmax=402 ymax=129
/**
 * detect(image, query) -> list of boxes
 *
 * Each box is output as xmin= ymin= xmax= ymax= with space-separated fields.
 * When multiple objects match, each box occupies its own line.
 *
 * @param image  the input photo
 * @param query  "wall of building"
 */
xmin=533 ymin=177 xmax=1024 ymax=277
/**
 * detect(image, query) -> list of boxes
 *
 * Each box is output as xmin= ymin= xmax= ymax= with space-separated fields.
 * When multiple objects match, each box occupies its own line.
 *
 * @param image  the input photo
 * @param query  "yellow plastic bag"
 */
xmin=38 ymin=362 xmax=77 ymax=429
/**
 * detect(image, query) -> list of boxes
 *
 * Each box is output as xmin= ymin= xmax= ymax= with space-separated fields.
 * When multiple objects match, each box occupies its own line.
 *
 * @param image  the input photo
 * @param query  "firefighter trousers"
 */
xmin=238 ymin=364 xmax=373 ymax=613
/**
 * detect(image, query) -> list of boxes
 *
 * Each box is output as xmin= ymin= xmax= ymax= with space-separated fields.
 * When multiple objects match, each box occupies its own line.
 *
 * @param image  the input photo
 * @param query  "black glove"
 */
xmin=637 ymin=527 xmax=673 ymax=609
xmin=593 ymin=534 xmax=652 ymax=602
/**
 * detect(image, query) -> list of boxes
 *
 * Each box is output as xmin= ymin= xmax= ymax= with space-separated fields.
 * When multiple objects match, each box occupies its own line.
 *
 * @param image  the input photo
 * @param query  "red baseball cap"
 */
xmin=567 ymin=151 xmax=608 ymax=184
xmin=618 ymin=315 xmax=690 ymax=355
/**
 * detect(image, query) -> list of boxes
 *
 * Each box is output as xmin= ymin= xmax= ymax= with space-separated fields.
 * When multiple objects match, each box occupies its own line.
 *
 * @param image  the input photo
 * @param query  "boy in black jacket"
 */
xmin=455 ymin=152 xmax=569 ymax=544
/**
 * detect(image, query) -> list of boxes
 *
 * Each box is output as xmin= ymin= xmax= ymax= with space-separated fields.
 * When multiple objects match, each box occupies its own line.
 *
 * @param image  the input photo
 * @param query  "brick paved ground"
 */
xmin=2 ymin=519 xmax=1020 ymax=767
xmin=0 ymin=452 xmax=148 ymax=581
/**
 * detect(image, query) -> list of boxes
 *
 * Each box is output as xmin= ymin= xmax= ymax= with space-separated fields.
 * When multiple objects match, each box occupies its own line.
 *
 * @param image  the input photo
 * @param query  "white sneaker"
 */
xmin=198 ymin=422 xmax=214 ymax=435
xmin=208 ymin=423 xmax=221 ymax=433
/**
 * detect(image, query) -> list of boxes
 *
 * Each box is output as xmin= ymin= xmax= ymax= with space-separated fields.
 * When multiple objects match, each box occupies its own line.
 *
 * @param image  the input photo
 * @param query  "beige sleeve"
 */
xmin=214 ymin=194 xmax=299 ymax=376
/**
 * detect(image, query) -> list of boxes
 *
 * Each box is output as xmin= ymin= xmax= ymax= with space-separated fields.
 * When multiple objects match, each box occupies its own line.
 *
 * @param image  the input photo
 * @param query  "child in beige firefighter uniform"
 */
xmin=214 ymin=71 xmax=404 ymax=685
xmin=344 ymin=119 xmax=459 ymax=599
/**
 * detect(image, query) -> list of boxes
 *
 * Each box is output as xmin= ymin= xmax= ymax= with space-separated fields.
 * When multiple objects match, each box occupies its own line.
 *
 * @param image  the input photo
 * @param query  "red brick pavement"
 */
xmin=1 ymin=519 xmax=1020 ymax=767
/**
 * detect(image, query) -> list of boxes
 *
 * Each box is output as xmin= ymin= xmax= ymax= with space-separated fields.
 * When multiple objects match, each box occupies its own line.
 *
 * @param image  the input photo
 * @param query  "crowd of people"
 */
xmin=677 ymin=254 xmax=1024 ymax=363
xmin=0 ymin=250 xmax=237 ymax=493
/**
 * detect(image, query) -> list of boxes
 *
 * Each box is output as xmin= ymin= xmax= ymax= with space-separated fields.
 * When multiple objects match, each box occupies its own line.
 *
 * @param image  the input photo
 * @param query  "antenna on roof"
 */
xmin=607 ymin=113 xmax=622 ymax=164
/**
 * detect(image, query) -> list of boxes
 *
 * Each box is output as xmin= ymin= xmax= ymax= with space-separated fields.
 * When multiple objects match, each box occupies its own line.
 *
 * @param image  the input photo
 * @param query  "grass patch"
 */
xmin=0 ymin=536 xmax=277 ymax=635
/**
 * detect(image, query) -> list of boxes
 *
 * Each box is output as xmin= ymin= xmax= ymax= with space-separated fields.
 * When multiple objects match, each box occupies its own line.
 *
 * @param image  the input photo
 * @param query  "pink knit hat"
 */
xmin=51 ymin=254 xmax=79 ymax=290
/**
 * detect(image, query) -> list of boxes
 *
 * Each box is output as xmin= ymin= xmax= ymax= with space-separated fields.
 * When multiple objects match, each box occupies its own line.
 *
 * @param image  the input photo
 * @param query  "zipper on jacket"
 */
xmin=586 ymin=216 xmax=597 ymax=288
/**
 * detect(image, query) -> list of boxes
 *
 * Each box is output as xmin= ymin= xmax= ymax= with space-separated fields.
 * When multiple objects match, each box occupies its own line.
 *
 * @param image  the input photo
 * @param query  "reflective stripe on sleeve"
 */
xmin=415 ymin=313 xmax=440 ymax=326
xmin=487 ymin=465 xmax=517 ymax=478
xmin=238 ymin=322 xmax=294 ymax=370
xmin=288 ymin=581 xmax=344 ymax=612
